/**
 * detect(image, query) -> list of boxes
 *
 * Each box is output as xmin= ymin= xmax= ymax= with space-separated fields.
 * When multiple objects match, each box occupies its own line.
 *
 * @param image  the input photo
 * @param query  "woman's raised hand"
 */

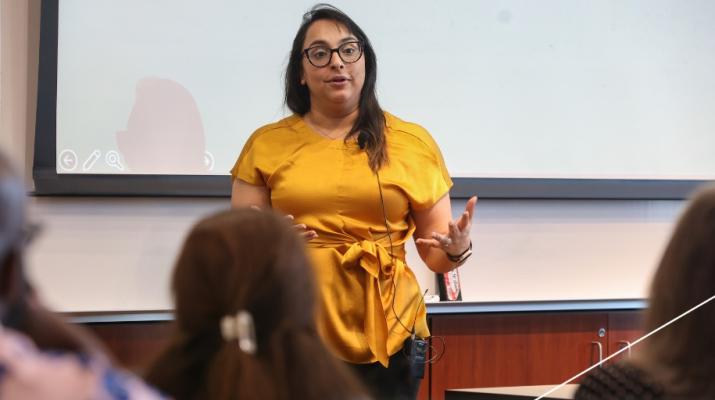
xmin=415 ymin=196 xmax=476 ymax=256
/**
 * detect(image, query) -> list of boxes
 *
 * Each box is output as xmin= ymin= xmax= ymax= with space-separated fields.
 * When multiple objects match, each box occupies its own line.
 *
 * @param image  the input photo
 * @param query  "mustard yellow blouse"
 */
xmin=231 ymin=112 xmax=452 ymax=366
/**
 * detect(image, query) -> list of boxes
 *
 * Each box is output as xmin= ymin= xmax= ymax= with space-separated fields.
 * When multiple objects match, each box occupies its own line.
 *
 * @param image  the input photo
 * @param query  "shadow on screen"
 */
xmin=116 ymin=77 xmax=208 ymax=174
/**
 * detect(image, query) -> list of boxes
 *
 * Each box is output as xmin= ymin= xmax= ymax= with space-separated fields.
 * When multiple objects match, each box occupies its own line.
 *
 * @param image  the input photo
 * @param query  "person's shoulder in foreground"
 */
xmin=575 ymin=361 xmax=664 ymax=400
xmin=0 ymin=326 xmax=165 ymax=400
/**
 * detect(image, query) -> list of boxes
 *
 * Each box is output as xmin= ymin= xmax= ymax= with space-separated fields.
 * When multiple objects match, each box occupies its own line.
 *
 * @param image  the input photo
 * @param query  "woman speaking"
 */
xmin=231 ymin=4 xmax=476 ymax=399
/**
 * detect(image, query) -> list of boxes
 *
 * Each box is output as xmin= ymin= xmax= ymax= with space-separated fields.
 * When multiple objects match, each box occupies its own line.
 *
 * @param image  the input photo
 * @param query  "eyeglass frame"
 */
xmin=302 ymin=41 xmax=364 ymax=68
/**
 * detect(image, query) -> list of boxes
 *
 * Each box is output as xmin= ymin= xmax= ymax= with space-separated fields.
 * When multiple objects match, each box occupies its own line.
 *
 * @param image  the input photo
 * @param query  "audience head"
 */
xmin=0 ymin=151 xmax=103 ymax=356
xmin=0 ymin=153 xmax=28 ymax=327
xmin=638 ymin=184 xmax=715 ymax=396
xmin=146 ymin=208 xmax=365 ymax=400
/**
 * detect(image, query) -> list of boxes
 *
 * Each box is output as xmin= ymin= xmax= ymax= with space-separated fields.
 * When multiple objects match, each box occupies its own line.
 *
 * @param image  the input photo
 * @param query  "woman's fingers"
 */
xmin=420 ymin=232 xmax=450 ymax=243
xmin=415 ymin=237 xmax=442 ymax=248
xmin=465 ymin=196 xmax=477 ymax=217
xmin=253 ymin=210 xmax=317 ymax=241
xmin=301 ymin=230 xmax=318 ymax=240
xmin=286 ymin=215 xmax=318 ymax=241
xmin=448 ymin=220 xmax=460 ymax=238
xmin=456 ymin=210 xmax=470 ymax=231
xmin=432 ymin=231 xmax=452 ymax=244
xmin=296 ymin=225 xmax=318 ymax=240
xmin=457 ymin=196 xmax=478 ymax=231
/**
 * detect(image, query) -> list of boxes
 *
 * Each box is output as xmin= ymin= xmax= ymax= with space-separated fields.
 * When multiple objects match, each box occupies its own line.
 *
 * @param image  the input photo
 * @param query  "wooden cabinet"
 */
xmin=85 ymin=321 xmax=173 ymax=372
xmin=428 ymin=312 xmax=609 ymax=400
xmin=427 ymin=310 xmax=644 ymax=400
xmin=606 ymin=311 xmax=644 ymax=364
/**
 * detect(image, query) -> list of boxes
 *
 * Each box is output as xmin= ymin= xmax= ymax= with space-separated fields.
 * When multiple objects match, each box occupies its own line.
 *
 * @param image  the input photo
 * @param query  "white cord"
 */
xmin=534 ymin=293 xmax=715 ymax=400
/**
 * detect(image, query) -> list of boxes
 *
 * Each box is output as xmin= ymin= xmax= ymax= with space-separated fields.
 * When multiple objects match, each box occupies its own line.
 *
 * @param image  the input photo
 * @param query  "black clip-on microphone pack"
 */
xmin=408 ymin=332 xmax=428 ymax=379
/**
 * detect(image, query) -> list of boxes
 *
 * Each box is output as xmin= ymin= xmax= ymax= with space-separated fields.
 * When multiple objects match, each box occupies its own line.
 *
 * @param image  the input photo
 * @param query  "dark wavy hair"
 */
xmin=635 ymin=184 xmax=715 ymax=397
xmin=285 ymin=4 xmax=387 ymax=172
xmin=144 ymin=209 xmax=366 ymax=400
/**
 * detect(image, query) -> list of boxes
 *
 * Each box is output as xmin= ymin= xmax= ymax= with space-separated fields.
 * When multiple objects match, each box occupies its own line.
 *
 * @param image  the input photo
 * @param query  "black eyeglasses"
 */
xmin=303 ymin=41 xmax=363 ymax=68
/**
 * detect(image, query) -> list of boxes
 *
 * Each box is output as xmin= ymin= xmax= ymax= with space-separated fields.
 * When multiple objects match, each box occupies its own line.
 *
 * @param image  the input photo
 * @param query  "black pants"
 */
xmin=347 ymin=340 xmax=422 ymax=400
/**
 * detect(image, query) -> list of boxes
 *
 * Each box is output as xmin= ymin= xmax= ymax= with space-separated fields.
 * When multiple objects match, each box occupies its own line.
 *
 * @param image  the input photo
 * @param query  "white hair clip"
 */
xmin=220 ymin=310 xmax=257 ymax=355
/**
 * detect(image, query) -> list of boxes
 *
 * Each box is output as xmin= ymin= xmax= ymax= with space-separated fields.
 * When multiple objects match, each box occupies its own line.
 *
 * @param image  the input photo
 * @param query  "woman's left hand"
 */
xmin=415 ymin=196 xmax=477 ymax=256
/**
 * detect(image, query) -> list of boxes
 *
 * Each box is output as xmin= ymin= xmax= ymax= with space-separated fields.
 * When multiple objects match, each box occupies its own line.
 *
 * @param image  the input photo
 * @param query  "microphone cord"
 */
xmin=376 ymin=171 xmax=422 ymax=335
xmin=376 ymin=171 xmax=446 ymax=364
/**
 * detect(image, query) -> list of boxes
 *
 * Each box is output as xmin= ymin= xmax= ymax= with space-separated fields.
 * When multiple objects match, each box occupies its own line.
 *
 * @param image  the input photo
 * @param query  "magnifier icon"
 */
xmin=105 ymin=150 xmax=125 ymax=171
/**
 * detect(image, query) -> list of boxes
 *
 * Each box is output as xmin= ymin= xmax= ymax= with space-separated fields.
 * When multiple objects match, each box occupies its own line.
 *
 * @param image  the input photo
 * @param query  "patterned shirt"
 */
xmin=576 ymin=362 xmax=665 ymax=400
xmin=0 ymin=327 xmax=165 ymax=400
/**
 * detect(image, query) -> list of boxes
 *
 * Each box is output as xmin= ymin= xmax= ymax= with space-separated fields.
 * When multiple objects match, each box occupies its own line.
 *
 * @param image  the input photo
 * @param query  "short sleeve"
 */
xmin=230 ymin=130 xmax=267 ymax=186
xmin=393 ymin=123 xmax=453 ymax=211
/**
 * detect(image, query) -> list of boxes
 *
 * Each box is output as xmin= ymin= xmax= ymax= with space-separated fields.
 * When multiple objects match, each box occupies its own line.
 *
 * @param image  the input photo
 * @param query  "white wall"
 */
xmin=458 ymin=198 xmax=681 ymax=302
xmin=25 ymin=196 xmax=683 ymax=312
xmin=4 ymin=1 xmax=687 ymax=313
xmin=26 ymin=197 xmax=227 ymax=311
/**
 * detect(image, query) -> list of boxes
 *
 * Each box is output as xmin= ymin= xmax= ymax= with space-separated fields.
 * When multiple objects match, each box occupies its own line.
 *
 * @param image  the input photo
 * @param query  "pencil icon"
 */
xmin=82 ymin=149 xmax=101 ymax=171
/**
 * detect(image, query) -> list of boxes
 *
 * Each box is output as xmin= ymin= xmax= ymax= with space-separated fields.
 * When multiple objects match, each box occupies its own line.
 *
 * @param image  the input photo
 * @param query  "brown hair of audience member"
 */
xmin=145 ymin=209 xmax=366 ymax=400
xmin=634 ymin=184 xmax=715 ymax=397
xmin=0 ymin=152 xmax=106 ymax=358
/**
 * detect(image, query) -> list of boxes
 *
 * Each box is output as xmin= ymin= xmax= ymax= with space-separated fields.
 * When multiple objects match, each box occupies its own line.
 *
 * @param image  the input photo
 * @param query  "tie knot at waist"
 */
xmin=341 ymin=240 xmax=405 ymax=278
